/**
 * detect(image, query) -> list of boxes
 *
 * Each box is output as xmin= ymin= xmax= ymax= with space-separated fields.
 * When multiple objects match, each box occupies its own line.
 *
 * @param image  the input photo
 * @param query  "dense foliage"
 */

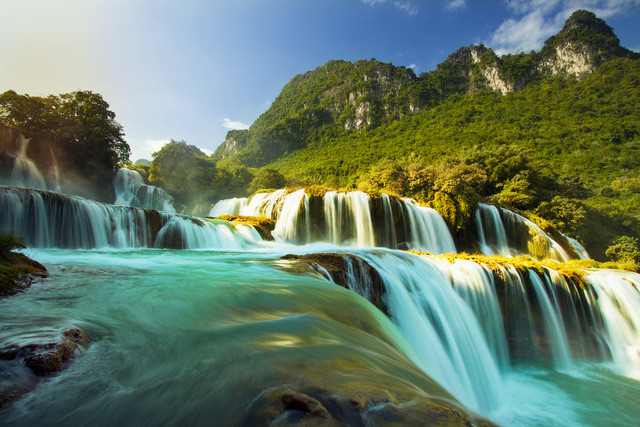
xmin=0 ymin=90 xmax=130 ymax=177
xmin=148 ymin=140 xmax=253 ymax=206
xmin=207 ymin=11 xmax=640 ymax=260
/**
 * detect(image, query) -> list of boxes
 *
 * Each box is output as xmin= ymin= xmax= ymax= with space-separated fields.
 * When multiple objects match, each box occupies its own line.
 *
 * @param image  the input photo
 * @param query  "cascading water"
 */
xmin=304 ymin=249 xmax=640 ymax=423
xmin=0 ymin=187 xmax=259 ymax=249
xmin=402 ymin=199 xmax=456 ymax=253
xmin=586 ymin=269 xmax=640 ymax=379
xmin=114 ymin=168 xmax=176 ymax=213
xmin=476 ymin=203 xmax=510 ymax=256
xmin=500 ymin=207 xmax=572 ymax=261
xmin=345 ymin=250 xmax=503 ymax=413
xmin=209 ymin=197 xmax=249 ymax=217
xmin=211 ymin=189 xmax=456 ymax=251
xmin=7 ymin=134 xmax=48 ymax=190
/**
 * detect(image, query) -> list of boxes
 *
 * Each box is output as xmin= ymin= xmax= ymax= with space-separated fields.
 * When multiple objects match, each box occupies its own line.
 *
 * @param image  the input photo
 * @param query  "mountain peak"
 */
xmin=553 ymin=9 xmax=620 ymax=49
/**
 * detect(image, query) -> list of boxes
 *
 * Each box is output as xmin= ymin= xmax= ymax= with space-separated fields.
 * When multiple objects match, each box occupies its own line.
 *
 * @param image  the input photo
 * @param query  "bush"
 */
xmin=0 ymin=232 xmax=25 ymax=258
xmin=605 ymin=236 xmax=640 ymax=263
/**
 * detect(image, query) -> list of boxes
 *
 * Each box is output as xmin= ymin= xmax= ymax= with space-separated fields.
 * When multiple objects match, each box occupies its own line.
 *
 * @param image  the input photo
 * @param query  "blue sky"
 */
xmin=1 ymin=0 xmax=639 ymax=161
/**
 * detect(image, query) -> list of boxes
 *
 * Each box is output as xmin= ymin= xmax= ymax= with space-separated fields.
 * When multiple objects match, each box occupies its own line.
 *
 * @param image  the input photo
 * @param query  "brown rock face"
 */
xmin=18 ymin=328 xmax=90 ymax=377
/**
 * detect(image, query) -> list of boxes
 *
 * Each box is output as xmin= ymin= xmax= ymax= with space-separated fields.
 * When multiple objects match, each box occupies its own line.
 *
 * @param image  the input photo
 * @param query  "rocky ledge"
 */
xmin=281 ymin=253 xmax=387 ymax=314
xmin=214 ymin=215 xmax=276 ymax=241
xmin=0 ymin=252 xmax=48 ymax=297
xmin=244 ymin=385 xmax=495 ymax=426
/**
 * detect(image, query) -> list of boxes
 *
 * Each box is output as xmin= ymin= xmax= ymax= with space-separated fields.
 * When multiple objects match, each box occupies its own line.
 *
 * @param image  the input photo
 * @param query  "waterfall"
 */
xmin=350 ymin=250 xmax=503 ymax=413
xmin=0 ymin=186 xmax=259 ymax=249
xmin=211 ymin=189 xmax=454 ymax=251
xmin=586 ymin=270 xmax=640 ymax=379
xmin=403 ymin=199 xmax=456 ymax=253
xmin=154 ymin=217 xmax=249 ymax=250
xmin=476 ymin=203 xmax=510 ymax=256
xmin=209 ymin=197 xmax=249 ymax=217
xmin=500 ymin=208 xmax=571 ymax=261
xmin=562 ymin=232 xmax=590 ymax=259
xmin=303 ymin=249 xmax=640 ymax=415
xmin=272 ymin=189 xmax=309 ymax=243
xmin=114 ymin=168 xmax=177 ymax=213
xmin=8 ymin=134 xmax=48 ymax=190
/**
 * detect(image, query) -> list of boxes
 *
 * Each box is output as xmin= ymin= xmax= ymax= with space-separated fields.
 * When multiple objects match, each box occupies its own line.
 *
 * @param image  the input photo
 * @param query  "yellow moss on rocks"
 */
xmin=213 ymin=215 xmax=276 ymax=240
xmin=407 ymin=251 xmax=611 ymax=285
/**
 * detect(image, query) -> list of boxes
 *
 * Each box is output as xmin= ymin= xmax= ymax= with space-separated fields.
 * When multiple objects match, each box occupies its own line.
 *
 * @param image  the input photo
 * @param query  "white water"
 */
xmin=403 ymin=199 xmax=456 ymax=253
xmin=209 ymin=197 xmax=249 ymax=217
xmin=211 ymin=189 xmax=455 ymax=251
xmin=114 ymin=168 xmax=176 ymax=213
xmin=319 ymin=249 xmax=640 ymax=422
xmin=8 ymin=134 xmax=48 ymax=190
xmin=476 ymin=203 xmax=510 ymax=256
xmin=587 ymin=270 xmax=640 ymax=379
xmin=352 ymin=250 xmax=503 ymax=413
xmin=0 ymin=187 xmax=259 ymax=249
xmin=501 ymin=207 xmax=572 ymax=261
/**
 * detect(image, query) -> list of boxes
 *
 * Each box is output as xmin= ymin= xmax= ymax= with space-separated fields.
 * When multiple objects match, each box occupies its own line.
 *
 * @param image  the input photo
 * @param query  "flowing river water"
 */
xmin=1 ymin=180 xmax=639 ymax=425
xmin=1 ymin=247 xmax=639 ymax=426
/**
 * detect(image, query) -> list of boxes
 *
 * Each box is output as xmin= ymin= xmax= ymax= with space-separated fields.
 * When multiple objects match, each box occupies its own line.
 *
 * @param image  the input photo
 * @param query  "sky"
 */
xmin=1 ymin=0 xmax=639 ymax=161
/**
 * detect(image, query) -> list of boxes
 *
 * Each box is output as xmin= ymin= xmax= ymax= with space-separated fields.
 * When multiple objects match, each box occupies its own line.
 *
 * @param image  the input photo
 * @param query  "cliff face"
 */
xmin=538 ymin=10 xmax=637 ymax=78
xmin=215 ymin=10 xmax=638 ymax=168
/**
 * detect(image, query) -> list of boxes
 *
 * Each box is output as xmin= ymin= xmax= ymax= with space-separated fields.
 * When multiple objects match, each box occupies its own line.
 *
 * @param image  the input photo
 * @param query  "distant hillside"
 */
xmin=209 ymin=10 xmax=640 ymax=260
xmin=215 ymin=10 xmax=638 ymax=168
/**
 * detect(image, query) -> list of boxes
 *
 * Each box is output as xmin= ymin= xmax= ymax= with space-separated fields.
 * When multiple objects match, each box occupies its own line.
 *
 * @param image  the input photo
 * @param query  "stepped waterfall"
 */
xmin=114 ymin=168 xmax=177 ymax=213
xmin=210 ymin=189 xmax=456 ymax=252
xmin=0 ymin=186 xmax=258 ymax=249
xmin=298 ymin=249 xmax=640 ymax=420
xmin=2 ymin=184 xmax=639 ymax=425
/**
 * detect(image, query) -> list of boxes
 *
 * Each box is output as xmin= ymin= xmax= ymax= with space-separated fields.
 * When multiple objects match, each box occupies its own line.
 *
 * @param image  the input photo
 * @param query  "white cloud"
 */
xmin=198 ymin=147 xmax=214 ymax=156
xmin=361 ymin=0 xmax=386 ymax=5
xmin=489 ymin=0 xmax=640 ymax=55
xmin=408 ymin=63 xmax=417 ymax=70
xmin=445 ymin=0 xmax=467 ymax=11
xmin=222 ymin=118 xmax=250 ymax=130
xmin=394 ymin=1 xmax=419 ymax=15
xmin=144 ymin=138 xmax=171 ymax=157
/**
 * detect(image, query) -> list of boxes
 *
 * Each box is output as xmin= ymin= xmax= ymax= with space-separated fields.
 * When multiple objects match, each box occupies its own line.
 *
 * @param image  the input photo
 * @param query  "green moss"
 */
xmin=0 ymin=252 xmax=48 ymax=297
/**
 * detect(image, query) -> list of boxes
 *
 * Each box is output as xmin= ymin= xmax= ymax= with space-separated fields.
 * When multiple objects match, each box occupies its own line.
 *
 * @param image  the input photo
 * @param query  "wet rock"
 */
xmin=244 ymin=386 xmax=494 ymax=426
xmin=0 ymin=327 xmax=89 ymax=408
xmin=18 ymin=328 xmax=89 ymax=376
xmin=281 ymin=253 xmax=388 ymax=314
xmin=0 ymin=252 xmax=48 ymax=297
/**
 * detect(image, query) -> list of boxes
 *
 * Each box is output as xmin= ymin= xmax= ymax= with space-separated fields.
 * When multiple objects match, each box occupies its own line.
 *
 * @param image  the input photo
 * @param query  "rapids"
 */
xmin=1 ymin=186 xmax=639 ymax=425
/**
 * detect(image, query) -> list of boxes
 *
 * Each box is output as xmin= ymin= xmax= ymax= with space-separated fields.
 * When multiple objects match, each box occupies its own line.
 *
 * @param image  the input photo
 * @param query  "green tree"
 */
xmin=249 ymin=168 xmax=287 ymax=193
xmin=605 ymin=236 xmax=640 ymax=263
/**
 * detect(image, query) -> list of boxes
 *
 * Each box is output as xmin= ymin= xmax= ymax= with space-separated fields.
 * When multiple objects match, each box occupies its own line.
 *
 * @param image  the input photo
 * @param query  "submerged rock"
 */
xmin=281 ymin=253 xmax=387 ymax=314
xmin=244 ymin=385 xmax=493 ymax=426
xmin=18 ymin=328 xmax=89 ymax=377
xmin=0 ymin=327 xmax=90 ymax=408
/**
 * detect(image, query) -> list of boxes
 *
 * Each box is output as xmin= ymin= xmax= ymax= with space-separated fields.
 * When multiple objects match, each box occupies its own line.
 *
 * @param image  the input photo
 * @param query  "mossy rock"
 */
xmin=0 ymin=252 xmax=48 ymax=297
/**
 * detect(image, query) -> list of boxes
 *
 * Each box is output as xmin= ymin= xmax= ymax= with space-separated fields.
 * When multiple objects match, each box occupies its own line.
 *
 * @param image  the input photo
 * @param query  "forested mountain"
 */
xmin=215 ymin=10 xmax=637 ymax=168
xmin=211 ymin=10 xmax=640 ymax=260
